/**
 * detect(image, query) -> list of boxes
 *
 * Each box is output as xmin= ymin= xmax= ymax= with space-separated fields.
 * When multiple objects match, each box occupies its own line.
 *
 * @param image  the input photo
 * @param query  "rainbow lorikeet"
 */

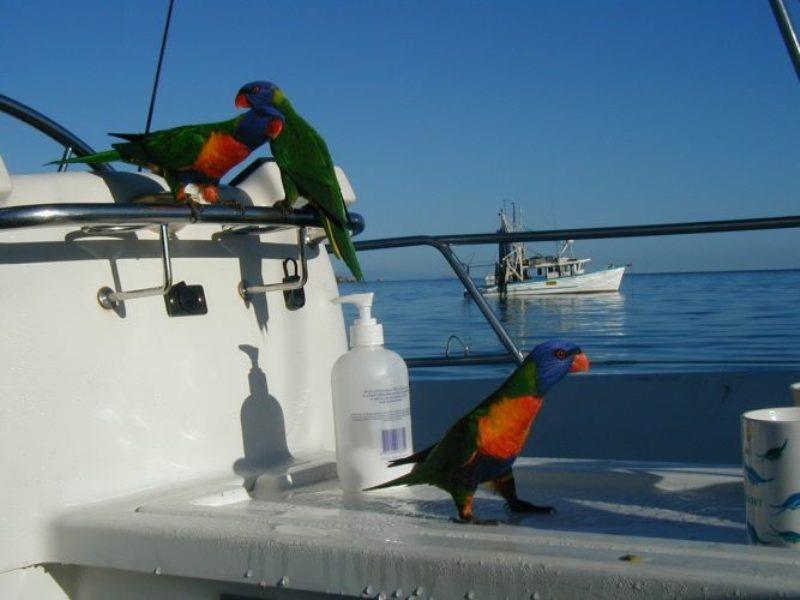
xmin=49 ymin=106 xmax=285 ymax=206
xmin=235 ymin=81 xmax=364 ymax=281
xmin=366 ymin=340 xmax=590 ymax=524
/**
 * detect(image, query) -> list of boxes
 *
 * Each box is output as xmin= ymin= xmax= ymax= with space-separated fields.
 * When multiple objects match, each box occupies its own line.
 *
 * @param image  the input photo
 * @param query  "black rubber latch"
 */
xmin=165 ymin=281 xmax=208 ymax=317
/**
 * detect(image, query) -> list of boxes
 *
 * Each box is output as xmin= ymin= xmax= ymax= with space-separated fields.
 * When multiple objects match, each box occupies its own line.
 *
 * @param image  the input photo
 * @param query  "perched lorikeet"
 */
xmin=366 ymin=340 xmax=590 ymax=524
xmin=235 ymin=81 xmax=364 ymax=281
xmin=49 ymin=106 xmax=285 ymax=206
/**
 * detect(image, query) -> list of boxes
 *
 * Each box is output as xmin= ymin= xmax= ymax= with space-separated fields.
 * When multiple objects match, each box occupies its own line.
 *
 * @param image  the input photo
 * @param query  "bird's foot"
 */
xmin=200 ymin=185 xmax=221 ymax=204
xmin=450 ymin=516 xmax=501 ymax=526
xmin=273 ymin=199 xmax=293 ymax=216
xmin=507 ymin=499 xmax=556 ymax=514
xmin=185 ymin=199 xmax=204 ymax=223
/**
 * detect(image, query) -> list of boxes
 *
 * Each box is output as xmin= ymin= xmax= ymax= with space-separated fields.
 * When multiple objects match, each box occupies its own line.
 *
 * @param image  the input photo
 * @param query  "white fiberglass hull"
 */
xmin=480 ymin=266 xmax=625 ymax=296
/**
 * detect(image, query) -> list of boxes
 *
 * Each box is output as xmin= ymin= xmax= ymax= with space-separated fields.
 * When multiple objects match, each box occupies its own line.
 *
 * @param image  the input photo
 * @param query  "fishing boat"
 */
xmin=478 ymin=204 xmax=626 ymax=297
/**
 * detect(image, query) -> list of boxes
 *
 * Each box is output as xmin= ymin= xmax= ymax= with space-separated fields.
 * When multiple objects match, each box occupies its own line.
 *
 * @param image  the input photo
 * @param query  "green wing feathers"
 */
xmin=363 ymin=470 xmax=425 ymax=491
xmin=47 ymin=117 xmax=239 ymax=170
xmin=110 ymin=120 xmax=229 ymax=168
xmin=271 ymin=102 xmax=363 ymax=280
xmin=322 ymin=214 xmax=363 ymax=281
xmin=47 ymin=149 xmax=121 ymax=166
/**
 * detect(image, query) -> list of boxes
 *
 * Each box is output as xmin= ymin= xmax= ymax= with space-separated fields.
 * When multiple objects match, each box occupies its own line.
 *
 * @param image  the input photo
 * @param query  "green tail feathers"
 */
xmin=46 ymin=149 xmax=121 ymax=166
xmin=363 ymin=471 xmax=419 ymax=491
xmin=322 ymin=214 xmax=363 ymax=281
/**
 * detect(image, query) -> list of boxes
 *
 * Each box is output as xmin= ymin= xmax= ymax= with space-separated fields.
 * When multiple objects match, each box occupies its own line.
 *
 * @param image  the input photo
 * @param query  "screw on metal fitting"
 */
xmin=237 ymin=280 xmax=249 ymax=301
xmin=97 ymin=287 xmax=117 ymax=309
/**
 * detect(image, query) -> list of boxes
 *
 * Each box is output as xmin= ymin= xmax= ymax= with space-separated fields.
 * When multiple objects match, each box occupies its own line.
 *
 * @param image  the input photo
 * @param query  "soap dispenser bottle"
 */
xmin=331 ymin=293 xmax=413 ymax=492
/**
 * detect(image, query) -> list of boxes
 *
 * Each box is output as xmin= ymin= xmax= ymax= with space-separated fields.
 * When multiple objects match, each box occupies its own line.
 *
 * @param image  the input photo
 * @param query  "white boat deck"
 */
xmin=51 ymin=457 xmax=800 ymax=598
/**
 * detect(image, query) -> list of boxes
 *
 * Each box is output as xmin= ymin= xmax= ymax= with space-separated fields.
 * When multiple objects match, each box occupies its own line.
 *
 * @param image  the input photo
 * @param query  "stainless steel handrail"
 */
xmin=355 ymin=215 xmax=800 ymax=249
xmin=407 ymin=354 xmax=800 ymax=369
xmin=0 ymin=203 xmax=365 ymax=234
xmin=0 ymin=203 xmax=364 ymax=308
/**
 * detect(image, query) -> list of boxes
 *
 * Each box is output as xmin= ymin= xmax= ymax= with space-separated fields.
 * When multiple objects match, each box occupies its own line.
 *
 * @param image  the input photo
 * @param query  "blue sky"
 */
xmin=1 ymin=0 xmax=799 ymax=279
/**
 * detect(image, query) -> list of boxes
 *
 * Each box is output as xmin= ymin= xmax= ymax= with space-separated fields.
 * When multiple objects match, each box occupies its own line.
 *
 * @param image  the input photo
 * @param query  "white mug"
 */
xmin=741 ymin=407 xmax=800 ymax=548
xmin=791 ymin=382 xmax=800 ymax=406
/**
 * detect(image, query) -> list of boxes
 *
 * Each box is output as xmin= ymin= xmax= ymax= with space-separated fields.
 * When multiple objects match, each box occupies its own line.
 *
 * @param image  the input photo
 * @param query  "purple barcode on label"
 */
xmin=381 ymin=427 xmax=407 ymax=454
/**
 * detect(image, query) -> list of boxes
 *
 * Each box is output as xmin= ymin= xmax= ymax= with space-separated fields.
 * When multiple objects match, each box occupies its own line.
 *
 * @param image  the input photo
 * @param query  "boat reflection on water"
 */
xmin=490 ymin=292 xmax=629 ymax=363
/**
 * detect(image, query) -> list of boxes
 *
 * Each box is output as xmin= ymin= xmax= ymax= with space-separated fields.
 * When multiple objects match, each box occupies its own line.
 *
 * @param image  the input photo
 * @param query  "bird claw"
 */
xmin=186 ymin=200 xmax=203 ymax=223
xmin=273 ymin=199 xmax=292 ymax=216
xmin=450 ymin=516 xmax=501 ymax=526
xmin=507 ymin=500 xmax=556 ymax=514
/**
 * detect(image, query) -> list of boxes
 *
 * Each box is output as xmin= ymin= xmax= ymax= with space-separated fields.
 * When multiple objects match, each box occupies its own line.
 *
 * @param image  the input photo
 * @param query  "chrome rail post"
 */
xmin=237 ymin=227 xmax=308 ymax=299
xmin=770 ymin=0 xmax=800 ymax=82
xmin=97 ymin=224 xmax=173 ymax=308
xmin=429 ymin=240 xmax=524 ymax=365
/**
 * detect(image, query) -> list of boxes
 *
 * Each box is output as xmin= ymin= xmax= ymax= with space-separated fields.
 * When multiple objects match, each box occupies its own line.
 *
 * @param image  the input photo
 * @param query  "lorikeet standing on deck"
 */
xmin=49 ymin=106 xmax=285 ymax=207
xmin=366 ymin=340 xmax=590 ymax=524
xmin=235 ymin=81 xmax=364 ymax=281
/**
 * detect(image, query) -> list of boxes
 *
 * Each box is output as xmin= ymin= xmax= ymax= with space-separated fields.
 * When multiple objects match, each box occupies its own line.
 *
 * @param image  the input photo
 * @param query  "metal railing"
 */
xmin=354 ymin=215 xmax=800 ymax=368
xmin=0 ymin=201 xmax=364 ymax=311
xmin=0 ymin=202 xmax=364 ymax=233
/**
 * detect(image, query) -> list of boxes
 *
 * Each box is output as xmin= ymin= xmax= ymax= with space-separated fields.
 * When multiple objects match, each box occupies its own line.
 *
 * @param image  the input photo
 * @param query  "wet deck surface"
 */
xmin=59 ymin=458 xmax=796 ymax=599
xmin=251 ymin=458 xmax=746 ymax=545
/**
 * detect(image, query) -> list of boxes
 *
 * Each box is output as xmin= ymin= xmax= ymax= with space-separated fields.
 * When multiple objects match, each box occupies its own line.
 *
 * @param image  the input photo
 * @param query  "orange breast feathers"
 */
xmin=477 ymin=395 xmax=543 ymax=459
xmin=191 ymin=132 xmax=252 ymax=180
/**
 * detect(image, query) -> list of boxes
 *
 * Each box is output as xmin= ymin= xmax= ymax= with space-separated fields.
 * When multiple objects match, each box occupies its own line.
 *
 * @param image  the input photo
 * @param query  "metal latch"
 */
xmin=281 ymin=258 xmax=305 ymax=311
xmin=165 ymin=281 xmax=208 ymax=316
xmin=238 ymin=227 xmax=308 ymax=301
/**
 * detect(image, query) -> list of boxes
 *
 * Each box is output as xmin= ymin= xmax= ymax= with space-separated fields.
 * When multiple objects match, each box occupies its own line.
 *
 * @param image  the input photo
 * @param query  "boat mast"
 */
xmin=496 ymin=200 xmax=528 ymax=296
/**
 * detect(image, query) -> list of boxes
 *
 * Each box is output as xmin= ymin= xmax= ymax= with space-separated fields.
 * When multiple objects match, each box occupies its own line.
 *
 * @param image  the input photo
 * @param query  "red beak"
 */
xmin=570 ymin=352 xmax=590 ymax=373
xmin=235 ymin=93 xmax=250 ymax=109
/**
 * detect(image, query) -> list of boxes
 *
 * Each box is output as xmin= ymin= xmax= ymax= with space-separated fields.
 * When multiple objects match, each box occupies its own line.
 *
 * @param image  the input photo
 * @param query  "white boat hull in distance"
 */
xmin=480 ymin=266 xmax=626 ymax=296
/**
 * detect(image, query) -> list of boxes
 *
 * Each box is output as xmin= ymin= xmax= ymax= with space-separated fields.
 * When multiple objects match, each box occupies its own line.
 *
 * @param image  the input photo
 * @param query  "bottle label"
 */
xmin=351 ymin=386 xmax=411 ymax=456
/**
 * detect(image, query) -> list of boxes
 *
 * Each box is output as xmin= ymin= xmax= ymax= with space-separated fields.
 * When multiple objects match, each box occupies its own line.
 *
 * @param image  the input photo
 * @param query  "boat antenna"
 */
xmin=770 ymin=0 xmax=800 ymax=82
xmin=140 ymin=0 xmax=176 ymax=171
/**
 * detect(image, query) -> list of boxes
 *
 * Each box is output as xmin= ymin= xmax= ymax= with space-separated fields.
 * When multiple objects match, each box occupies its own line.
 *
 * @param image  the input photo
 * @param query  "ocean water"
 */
xmin=340 ymin=270 xmax=800 ymax=379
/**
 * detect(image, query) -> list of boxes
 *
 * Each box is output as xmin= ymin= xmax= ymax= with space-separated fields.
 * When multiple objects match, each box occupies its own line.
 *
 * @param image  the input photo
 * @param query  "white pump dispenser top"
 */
xmin=334 ymin=293 xmax=384 ymax=347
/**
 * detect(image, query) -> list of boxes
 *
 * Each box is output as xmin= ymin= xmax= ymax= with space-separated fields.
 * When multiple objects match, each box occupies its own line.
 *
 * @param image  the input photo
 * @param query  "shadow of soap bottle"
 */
xmin=236 ymin=344 xmax=289 ymax=471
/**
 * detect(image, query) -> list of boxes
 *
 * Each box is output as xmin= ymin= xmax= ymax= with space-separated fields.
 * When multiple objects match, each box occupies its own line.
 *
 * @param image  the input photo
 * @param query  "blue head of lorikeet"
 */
xmin=236 ymin=81 xmax=283 ymax=110
xmin=236 ymin=105 xmax=286 ymax=148
xmin=524 ymin=340 xmax=589 ymax=395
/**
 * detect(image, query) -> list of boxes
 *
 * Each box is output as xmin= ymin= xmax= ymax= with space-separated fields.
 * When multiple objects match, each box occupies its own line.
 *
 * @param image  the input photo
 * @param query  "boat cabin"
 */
xmin=529 ymin=255 xmax=590 ymax=279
